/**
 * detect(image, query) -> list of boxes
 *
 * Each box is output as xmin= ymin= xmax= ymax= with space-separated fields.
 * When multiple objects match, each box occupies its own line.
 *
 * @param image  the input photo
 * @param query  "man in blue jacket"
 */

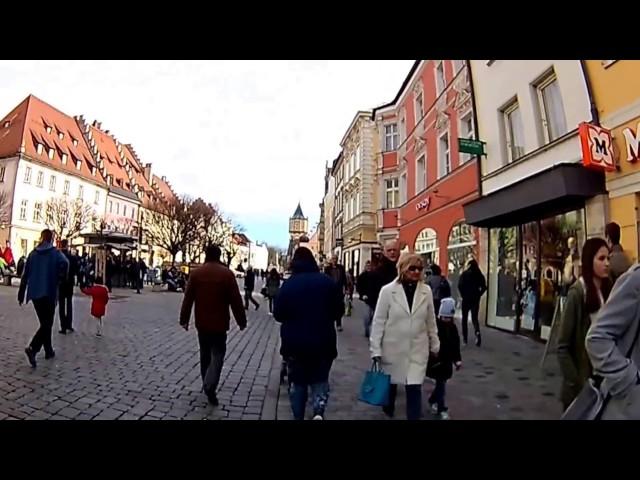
xmin=18 ymin=229 xmax=69 ymax=368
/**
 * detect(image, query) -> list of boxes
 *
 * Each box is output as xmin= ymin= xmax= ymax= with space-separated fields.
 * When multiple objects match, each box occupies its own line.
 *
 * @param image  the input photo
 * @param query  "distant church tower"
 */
xmin=287 ymin=203 xmax=309 ymax=260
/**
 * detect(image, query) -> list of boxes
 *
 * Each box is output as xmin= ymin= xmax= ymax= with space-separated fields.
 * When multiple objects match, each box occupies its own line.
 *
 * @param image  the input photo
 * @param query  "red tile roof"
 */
xmin=151 ymin=174 xmax=177 ymax=204
xmin=0 ymin=95 xmax=106 ymax=186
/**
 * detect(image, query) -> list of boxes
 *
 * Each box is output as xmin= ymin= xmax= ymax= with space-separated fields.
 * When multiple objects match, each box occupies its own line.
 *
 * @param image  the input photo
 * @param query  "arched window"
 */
xmin=447 ymin=222 xmax=478 ymax=307
xmin=414 ymin=227 xmax=439 ymax=266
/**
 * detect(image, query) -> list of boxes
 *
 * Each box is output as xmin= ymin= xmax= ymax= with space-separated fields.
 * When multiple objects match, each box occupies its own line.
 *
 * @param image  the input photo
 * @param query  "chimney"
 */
xmin=143 ymin=163 xmax=152 ymax=181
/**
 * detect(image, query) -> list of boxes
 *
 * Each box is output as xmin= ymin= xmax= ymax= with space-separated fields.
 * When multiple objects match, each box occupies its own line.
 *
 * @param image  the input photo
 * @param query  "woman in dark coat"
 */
xmin=273 ymin=247 xmax=344 ymax=420
xmin=458 ymin=259 xmax=487 ymax=347
xmin=265 ymin=268 xmax=281 ymax=314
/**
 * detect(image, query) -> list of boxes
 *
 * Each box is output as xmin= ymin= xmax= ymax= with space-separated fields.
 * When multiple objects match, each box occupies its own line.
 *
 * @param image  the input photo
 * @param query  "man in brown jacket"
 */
xmin=180 ymin=245 xmax=247 ymax=406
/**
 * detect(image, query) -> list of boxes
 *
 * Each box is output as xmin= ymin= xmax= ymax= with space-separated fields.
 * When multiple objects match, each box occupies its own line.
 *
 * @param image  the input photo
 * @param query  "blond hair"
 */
xmin=396 ymin=253 xmax=424 ymax=282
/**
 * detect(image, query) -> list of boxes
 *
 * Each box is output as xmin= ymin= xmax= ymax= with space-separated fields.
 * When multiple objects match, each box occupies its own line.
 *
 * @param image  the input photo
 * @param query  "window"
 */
xmin=0 ymin=166 xmax=5 ymax=182
xmin=414 ymin=91 xmax=424 ymax=124
xmin=123 ymin=205 xmax=128 ymax=217
xmin=72 ymin=138 xmax=78 ymax=147
xmin=46 ymin=204 xmax=53 ymax=225
xmin=36 ymin=171 xmax=44 ymax=187
xmin=384 ymin=123 xmax=398 ymax=151
xmin=131 ymin=207 xmax=136 ymax=220
xmin=459 ymin=112 xmax=475 ymax=164
xmin=416 ymin=155 xmax=426 ymax=192
xmin=19 ymin=200 xmax=27 ymax=221
xmin=45 ymin=125 xmax=52 ymax=134
xmin=385 ymin=178 xmax=399 ymax=208
xmin=76 ymin=160 xmax=81 ymax=171
xmin=94 ymin=190 xmax=100 ymax=205
xmin=58 ymin=131 xmax=64 ymax=140
xmin=400 ymin=173 xmax=407 ymax=204
xmin=438 ymin=132 xmax=451 ymax=178
xmin=355 ymin=147 xmax=361 ymax=172
xmin=354 ymin=195 xmax=359 ymax=217
xmin=3 ymin=121 xmax=9 ymax=128
xmin=49 ymin=175 xmax=57 ymax=191
xmin=78 ymin=185 xmax=84 ymax=200
xmin=400 ymin=115 xmax=406 ymax=143
xmin=48 ymin=148 xmax=54 ymax=160
xmin=24 ymin=166 xmax=32 ymax=184
xmin=436 ymin=61 xmax=445 ymax=95
xmin=33 ymin=202 xmax=42 ymax=223
xmin=504 ymin=100 xmax=526 ymax=163
xmin=63 ymin=180 xmax=70 ymax=196
xmin=116 ymin=203 xmax=120 ymax=215
xmin=36 ymin=143 xmax=44 ymax=155
xmin=61 ymin=153 xmax=68 ymax=165
xmin=109 ymin=200 xmax=113 ymax=213
xmin=537 ymin=73 xmax=567 ymax=143
xmin=20 ymin=239 xmax=27 ymax=257
xmin=453 ymin=60 xmax=465 ymax=74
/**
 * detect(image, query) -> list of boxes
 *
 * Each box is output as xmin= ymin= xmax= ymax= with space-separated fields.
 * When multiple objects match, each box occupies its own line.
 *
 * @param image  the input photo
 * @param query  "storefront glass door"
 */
xmin=519 ymin=222 xmax=539 ymax=334
xmin=487 ymin=227 xmax=518 ymax=332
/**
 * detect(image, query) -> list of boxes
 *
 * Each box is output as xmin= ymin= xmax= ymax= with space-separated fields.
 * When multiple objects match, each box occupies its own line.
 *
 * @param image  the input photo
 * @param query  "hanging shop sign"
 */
xmin=415 ymin=196 xmax=431 ymax=212
xmin=579 ymin=122 xmax=616 ymax=171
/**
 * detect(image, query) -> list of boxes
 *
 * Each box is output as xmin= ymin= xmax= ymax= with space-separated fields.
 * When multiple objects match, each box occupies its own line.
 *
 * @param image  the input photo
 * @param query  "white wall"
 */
xmin=9 ymin=157 xmax=108 ymax=255
xmin=105 ymin=193 xmax=140 ymax=234
xmin=249 ymin=242 xmax=269 ymax=271
xmin=470 ymin=60 xmax=591 ymax=181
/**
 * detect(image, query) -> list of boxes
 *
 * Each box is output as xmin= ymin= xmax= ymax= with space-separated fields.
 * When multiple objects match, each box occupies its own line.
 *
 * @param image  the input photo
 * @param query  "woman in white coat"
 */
xmin=370 ymin=253 xmax=440 ymax=420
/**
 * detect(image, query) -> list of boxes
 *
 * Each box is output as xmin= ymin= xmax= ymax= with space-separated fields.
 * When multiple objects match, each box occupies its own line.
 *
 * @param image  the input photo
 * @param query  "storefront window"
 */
xmin=447 ymin=222 xmax=478 ymax=312
xmin=487 ymin=227 xmax=518 ymax=331
xmin=415 ymin=227 xmax=439 ymax=267
xmin=520 ymin=221 xmax=539 ymax=332
xmin=539 ymin=210 xmax=585 ymax=340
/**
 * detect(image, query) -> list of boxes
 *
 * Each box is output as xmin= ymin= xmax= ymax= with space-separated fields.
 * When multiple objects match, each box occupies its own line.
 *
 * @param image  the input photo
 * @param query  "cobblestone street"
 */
xmin=1 ymin=281 xmax=563 ymax=421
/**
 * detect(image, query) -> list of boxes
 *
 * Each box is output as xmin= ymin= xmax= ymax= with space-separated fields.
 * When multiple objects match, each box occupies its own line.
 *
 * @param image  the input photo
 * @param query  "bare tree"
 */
xmin=145 ymin=195 xmax=200 ymax=265
xmin=189 ymin=199 xmax=229 ymax=263
xmin=45 ymin=197 xmax=97 ymax=241
xmin=0 ymin=191 xmax=10 ymax=228
xmin=222 ymin=224 xmax=245 ymax=268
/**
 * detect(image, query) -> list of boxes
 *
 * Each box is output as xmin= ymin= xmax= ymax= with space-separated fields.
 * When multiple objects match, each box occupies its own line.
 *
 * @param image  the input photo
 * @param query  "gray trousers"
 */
xmin=198 ymin=332 xmax=227 ymax=394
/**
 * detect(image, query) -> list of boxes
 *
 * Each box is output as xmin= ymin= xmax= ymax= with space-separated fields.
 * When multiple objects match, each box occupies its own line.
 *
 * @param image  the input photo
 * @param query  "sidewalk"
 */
xmin=275 ymin=299 xmax=562 ymax=420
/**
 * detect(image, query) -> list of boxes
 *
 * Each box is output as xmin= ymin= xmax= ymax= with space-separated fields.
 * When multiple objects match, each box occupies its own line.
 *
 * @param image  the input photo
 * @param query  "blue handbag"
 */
xmin=358 ymin=361 xmax=391 ymax=406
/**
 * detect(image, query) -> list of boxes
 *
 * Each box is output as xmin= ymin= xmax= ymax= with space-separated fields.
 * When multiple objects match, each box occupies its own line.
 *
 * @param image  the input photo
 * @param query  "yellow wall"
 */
xmin=608 ymin=194 xmax=638 ymax=262
xmin=585 ymin=61 xmax=640 ymax=120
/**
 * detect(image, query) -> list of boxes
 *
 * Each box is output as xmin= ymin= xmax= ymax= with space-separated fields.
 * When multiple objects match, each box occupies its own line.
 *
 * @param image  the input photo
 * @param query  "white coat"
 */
xmin=370 ymin=280 xmax=440 ymax=385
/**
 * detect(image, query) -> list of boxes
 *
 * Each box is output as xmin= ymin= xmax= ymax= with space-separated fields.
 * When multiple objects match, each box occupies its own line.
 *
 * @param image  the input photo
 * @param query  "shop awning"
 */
xmin=463 ymin=163 xmax=606 ymax=228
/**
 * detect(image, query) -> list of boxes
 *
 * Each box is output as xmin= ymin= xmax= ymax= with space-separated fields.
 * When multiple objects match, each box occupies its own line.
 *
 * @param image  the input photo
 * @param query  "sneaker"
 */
xmin=25 ymin=347 xmax=37 ymax=368
xmin=312 ymin=414 xmax=324 ymax=420
xmin=207 ymin=393 xmax=219 ymax=407
xmin=439 ymin=411 xmax=450 ymax=420
xmin=67 ymin=328 xmax=75 ymax=333
xmin=430 ymin=403 xmax=439 ymax=415
xmin=475 ymin=333 xmax=482 ymax=347
xmin=337 ymin=326 xmax=343 ymax=332
xmin=44 ymin=351 xmax=55 ymax=360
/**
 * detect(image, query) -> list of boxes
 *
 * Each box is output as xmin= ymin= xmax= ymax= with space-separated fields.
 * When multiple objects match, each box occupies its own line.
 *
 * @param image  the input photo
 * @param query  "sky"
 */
xmin=0 ymin=60 xmax=414 ymax=248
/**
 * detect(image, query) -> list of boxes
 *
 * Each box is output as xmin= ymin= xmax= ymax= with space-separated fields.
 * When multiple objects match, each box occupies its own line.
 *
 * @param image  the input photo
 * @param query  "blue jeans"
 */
xmin=288 ymin=382 xmax=330 ymax=420
xmin=428 ymin=379 xmax=447 ymax=413
xmin=363 ymin=304 xmax=373 ymax=337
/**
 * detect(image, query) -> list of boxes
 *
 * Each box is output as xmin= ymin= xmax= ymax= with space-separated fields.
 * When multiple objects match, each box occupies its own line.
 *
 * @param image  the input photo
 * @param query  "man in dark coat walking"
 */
xmin=324 ymin=254 xmax=347 ymax=331
xmin=366 ymin=239 xmax=400 ymax=314
xmin=244 ymin=267 xmax=260 ymax=310
xmin=458 ymin=259 xmax=487 ymax=347
xmin=58 ymin=239 xmax=79 ymax=334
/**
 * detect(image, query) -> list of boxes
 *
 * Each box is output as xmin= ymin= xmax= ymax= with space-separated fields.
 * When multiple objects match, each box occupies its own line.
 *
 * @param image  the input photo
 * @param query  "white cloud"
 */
xmin=0 ymin=60 xmax=414 ymax=246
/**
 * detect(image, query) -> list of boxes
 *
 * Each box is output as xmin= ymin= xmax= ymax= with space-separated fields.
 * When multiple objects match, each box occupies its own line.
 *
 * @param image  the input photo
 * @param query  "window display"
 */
xmin=487 ymin=227 xmax=517 ymax=331
xmin=415 ymin=227 xmax=439 ymax=267
xmin=447 ymin=222 xmax=478 ymax=311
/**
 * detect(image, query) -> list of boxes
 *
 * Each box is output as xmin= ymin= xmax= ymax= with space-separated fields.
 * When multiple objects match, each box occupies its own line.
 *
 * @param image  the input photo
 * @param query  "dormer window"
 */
xmin=58 ymin=131 xmax=64 ymax=140
xmin=36 ymin=143 xmax=44 ymax=155
xmin=72 ymin=138 xmax=78 ymax=147
xmin=76 ymin=160 xmax=81 ymax=171
xmin=61 ymin=153 xmax=68 ymax=165
xmin=3 ymin=121 xmax=9 ymax=128
xmin=45 ymin=125 xmax=52 ymax=134
xmin=48 ymin=148 xmax=55 ymax=160
xmin=92 ymin=166 xmax=96 ymax=176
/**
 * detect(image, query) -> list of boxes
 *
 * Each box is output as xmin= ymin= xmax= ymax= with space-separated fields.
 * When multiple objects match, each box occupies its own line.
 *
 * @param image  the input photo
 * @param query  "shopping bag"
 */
xmin=358 ymin=361 xmax=391 ymax=406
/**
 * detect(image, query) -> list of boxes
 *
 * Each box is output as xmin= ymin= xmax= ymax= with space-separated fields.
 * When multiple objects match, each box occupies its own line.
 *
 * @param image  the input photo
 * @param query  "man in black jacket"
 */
xmin=357 ymin=260 xmax=375 ymax=337
xmin=324 ymin=255 xmax=347 ymax=331
xmin=366 ymin=239 xmax=400 ymax=315
xmin=244 ymin=267 xmax=260 ymax=310
xmin=58 ymin=239 xmax=78 ymax=334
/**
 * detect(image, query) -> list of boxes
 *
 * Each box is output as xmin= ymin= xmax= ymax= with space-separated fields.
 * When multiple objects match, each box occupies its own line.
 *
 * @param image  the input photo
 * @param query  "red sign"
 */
xmin=579 ymin=122 xmax=616 ymax=172
xmin=415 ymin=197 xmax=431 ymax=212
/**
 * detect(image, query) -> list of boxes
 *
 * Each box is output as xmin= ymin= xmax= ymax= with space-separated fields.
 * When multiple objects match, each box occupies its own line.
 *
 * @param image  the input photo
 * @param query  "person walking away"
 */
xmin=105 ymin=254 xmax=114 ymax=292
xmin=605 ymin=222 xmax=632 ymax=284
xmin=427 ymin=264 xmax=451 ymax=319
xmin=266 ymin=268 xmax=281 ymax=315
xmin=16 ymin=255 xmax=26 ymax=278
xmin=457 ymin=259 xmax=487 ymax=347
xmin=357 ymin=260 xmax=375 ymax=337
xmin=18 ymin=229 xmax=69 ymax=368
xmin=244 ymin=267 xmax=260 ymax=310
xmin=427 ymin=297 xmax=462 ymax=420
xmin=586 ymin=263 xmax=640 ymax=419
xmin=345 ymin=268 xmax=355 ymax=317
xmin=81 ymin=276 xmax=110 ymax=337
xmin=557 ymin=238 xmax=612 ymax=411
xmin=274 ymin=247 xmax=344 ymax=420
xmin=58 ymin=239 xmax=79 ymax=334
xmin=370 ymin=253 xmax=440 ymax=420
xmin=324 ymin=255 xmax=347 ymax=331
xmin=180 ymin=246 xmax=247 ymax=406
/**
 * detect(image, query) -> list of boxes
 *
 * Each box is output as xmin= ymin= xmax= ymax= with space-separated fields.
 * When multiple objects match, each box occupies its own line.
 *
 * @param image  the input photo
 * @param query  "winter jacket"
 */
xmin=60 ymin=249 xmax=79 ymax=290
xmin=609 ymin=244 xmax=632 ymax=284
xmin=274 ymin=257 xmax=344 ymax=361
xmin=356 ymin=270 xmax=374 ymax=299
xmin=324 ymin=263 xmax=347 ymax=292
xmin=245 ymin=270 xmax=256 ymax=291
xmin=366 ymin=256 xmax=398 ymax=310
xmin=557 ymin=280 xmax=593 ymax=408
xmin=266 ymin=276 xmax=281 ymax=297
xmin=586 ymin=264 xmax=640 ymax=419
xmin=427 ymin=318 xmax=461 ymax=381
xmin=82 ymin=284 xmax=109 ymax=317
xmin=3 ymin=246 xmax=14 ymax=266
xmin=18 ymin=243 xmax=69 ymax=304
xmin=458 ymin=268 xmax=487 ymax=303
xmin=370 ymin=280 xmax=440 ymax=385
xmin=428 ymin=274 xmax=451 ymax=301
xmin=180 ymin=261 xmax=247 ymax=333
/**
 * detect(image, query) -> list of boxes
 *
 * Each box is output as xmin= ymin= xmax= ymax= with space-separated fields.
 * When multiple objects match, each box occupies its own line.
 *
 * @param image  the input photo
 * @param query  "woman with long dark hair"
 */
xmin=557 ymin=237 xmax=612 ymax=411
xmin=273 ymin=247 xmax=344 ymax=420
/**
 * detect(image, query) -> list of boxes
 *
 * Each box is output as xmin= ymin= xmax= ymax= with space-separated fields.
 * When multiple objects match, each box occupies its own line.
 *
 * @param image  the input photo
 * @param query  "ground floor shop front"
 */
xmin=464 ymin=163 xmax=608 ymax=341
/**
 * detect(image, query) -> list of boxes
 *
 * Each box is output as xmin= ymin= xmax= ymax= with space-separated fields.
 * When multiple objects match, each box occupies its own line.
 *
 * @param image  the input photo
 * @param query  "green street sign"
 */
xmin=458 ymin=138 xmax=486 ymax=156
